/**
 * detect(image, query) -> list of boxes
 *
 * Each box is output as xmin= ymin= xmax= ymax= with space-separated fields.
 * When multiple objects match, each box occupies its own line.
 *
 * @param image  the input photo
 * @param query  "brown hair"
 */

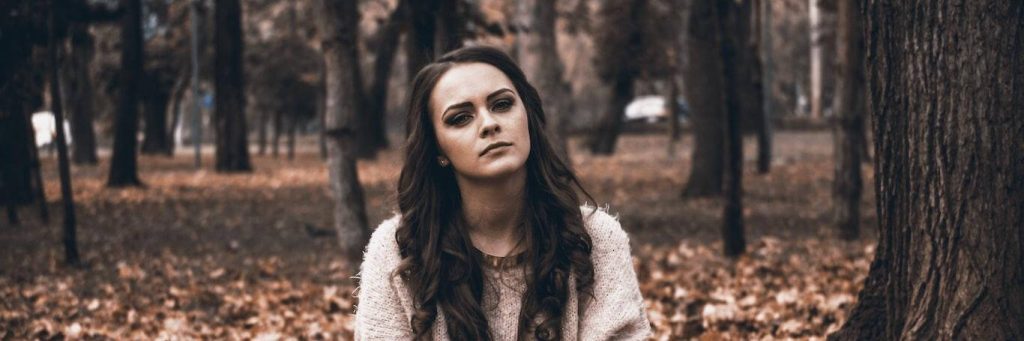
xmin=394 ymin=45 xmax=597 ymax=340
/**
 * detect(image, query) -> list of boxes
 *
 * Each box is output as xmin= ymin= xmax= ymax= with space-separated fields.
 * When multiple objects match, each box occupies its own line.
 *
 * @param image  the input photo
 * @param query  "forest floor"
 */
xmin=1 ymin=130 xmax=876 ymax=340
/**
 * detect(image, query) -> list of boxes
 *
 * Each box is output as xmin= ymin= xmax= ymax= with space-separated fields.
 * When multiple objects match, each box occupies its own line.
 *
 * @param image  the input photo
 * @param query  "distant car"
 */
xmin=31 ymin=111 xmax=72 ymax=148
xmin=623 ymin=95 xmax=690 ymax=124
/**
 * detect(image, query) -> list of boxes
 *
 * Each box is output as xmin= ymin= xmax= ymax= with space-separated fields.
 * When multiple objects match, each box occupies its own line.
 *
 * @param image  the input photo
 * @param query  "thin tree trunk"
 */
xmin=272 ymin=111 xmax=282 ymax=157
xmin=65 ymin=22 xmax=99 ymax=165
xmin=317 ymin=0 xmax=371 ymax=263
xmin=48 ymin=3 xmax=80 ymax=265
xmin=527 ymin=0 xmax=573 ymax=163
xmin=258 ymin=110 xmax=268 ymax=155
xmin=108 ymin=0 xmax=144 ymax=187
xmin=681 ymin=0 xmax=726 ymax=198
xmin=831 ymin=1 xmax=1024 ymax=339
xmin=287 ymin=116 xmax=296 ymax=160
xmin=214 ymin=0 xmax=251 ymax=172
xmin=757 ymin=0 xmax=773 ymax=173
xmin=808 ymin=0 xmax=822 ymax=119
xmin=167 ymin=71 xmax=187 ymax=155
xmin=717 ymin=0 xmax=746 ymax=257
xmin=831 ymin=0 xmax=863 ymax=240
xmin=435 ymin=0 xmax=463 ymax=56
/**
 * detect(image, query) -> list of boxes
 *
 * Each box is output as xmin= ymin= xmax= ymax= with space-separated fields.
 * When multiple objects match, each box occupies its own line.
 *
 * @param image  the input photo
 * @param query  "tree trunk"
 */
xmin=717 ymin=0 xmax=746 ymax=257
xmin=287 ymin=116 xmax=296 ymax=160
xmin=808 ymin=0 xmax=823 ymax=119
xmin=586 ymin=74 xmax=631 ymax=155
xmin=317 ymin=0 xmax=371 ymax=263
xmin=526 ymin=0 xmax=573 ymax=163
xmin=358 ymin=0 xmax=406 ymax=159
xmin=756 ymin=0 xmax=773 ymax=174
xmin=258 ymin=110 xmax=268 ymax=155
xmin=831 ymin=0 xmax=863 ymax=240
xmin=681 ymin=0 xmax=726 ymax=198
xmin=167 ymin=72 xmax=188 ymax=155
xmin=64 ymin=22 xmax=99 ymax=165
xmin=141 ymin=72 xmax=172 ymax=155
xmin=48 ymin=3 xmax=81 ymax=265
xmin=435 ymin=0 xmax=464 ymax=56
xmin=108 ymin=0 xmax=144 ymax=187
xmin=214 ymin=0 xmax=252 ymax=172
xmin=733 ymin=0 xmax=768 ymax=174
xmin=272 ymin=111 xmax=282 ymax=157
xmin=405 ymin=0 xmax=437 ymax=78
xmin=831 ymin=1 xmax=1024 ymax=339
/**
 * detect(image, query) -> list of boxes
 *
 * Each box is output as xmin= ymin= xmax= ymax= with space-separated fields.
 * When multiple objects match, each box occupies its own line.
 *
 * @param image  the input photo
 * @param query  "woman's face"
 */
xmin=429 ymin=62 xmax=531 ymax=181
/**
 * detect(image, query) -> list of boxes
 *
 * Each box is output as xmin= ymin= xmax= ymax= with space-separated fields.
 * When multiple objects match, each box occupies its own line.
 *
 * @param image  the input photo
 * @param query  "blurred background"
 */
xmin=2 ymin=0 xmax=875 ymax=339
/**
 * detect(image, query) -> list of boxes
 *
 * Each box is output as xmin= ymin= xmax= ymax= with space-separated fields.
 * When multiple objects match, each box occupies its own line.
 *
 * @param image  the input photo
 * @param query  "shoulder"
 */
xmin=362 ymin=212 xmax=404 ymax=272
xmin=578 ymin=204 xmax=631 ymax=254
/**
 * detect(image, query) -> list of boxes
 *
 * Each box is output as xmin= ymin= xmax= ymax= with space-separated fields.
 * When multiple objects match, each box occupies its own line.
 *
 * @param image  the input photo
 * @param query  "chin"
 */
xmin=470 ymin=156 xmax=528 ymax=179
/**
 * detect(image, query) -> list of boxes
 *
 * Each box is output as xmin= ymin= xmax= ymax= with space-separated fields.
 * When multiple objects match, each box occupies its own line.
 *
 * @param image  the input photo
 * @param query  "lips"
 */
xmin=480 ymin=141 xmax=513 ymax=156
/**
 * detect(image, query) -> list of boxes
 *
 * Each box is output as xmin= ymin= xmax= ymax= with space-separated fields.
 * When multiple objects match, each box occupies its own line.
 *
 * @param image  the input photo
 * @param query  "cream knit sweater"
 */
xmin=353 ymin=205 xmax=651 ymax=340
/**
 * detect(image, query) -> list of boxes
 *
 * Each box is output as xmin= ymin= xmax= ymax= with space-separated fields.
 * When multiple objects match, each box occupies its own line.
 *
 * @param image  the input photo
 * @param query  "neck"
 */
xmin=455 ymin=168 xmax=528 ymax=257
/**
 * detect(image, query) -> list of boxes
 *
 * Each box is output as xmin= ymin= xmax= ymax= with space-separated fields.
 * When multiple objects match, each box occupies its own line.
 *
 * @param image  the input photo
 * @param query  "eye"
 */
xmin=492 ymin=98 xmax=514 ymax=112
xmin=446 ymin=112 xmax=472 ymax=126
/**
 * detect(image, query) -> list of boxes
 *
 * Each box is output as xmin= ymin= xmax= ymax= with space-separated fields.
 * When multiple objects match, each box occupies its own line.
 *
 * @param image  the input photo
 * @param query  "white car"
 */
xmin=31 ymin=111 xmax=72 ymax=148
xmin=623 ymin=95 xmax=690 ymax=124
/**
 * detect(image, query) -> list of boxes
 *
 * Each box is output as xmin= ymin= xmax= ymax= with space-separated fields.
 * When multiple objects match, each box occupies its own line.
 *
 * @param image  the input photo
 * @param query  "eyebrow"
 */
xmin=442 ymin=88 xmax=515 ymax=119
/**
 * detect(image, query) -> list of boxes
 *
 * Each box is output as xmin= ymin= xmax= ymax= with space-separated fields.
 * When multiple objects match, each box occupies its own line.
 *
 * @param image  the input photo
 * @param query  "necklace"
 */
xmin=474 ymin=222 xmax=528 ymax=268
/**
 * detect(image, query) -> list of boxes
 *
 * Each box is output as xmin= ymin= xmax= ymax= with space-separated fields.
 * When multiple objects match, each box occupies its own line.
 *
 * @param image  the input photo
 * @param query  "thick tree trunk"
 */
xmin=48 ymin=3 xmax=80 ymax=265
xmin=317 ymin=0 xmax=371 ymax=263
xmin=717 ymin=0 xmax=746 ymax=257
xmin=734 ymin=0 xmax=768 ymax=174
xmin=108 ymin=0 xmax=144 ymax=187
xmin=358 ymin=0 xmax=406 ymax=159
xmin=214 ymin=0 xmax=252 ymax=172
xmin=681 ymin=0 xmax=726 ymax=197
xmin=587 ymin=75 xmax=631 ymax=155
xmin=141 ymin=72 xmax=172 ymax=155
xmin=831 ymin=0 xmax=864 ymax=240
xmin=64 ymin=23 xmax=99 ymax=165
xmin=526 ymin=0 xmax=573 ymax=162
xmin=831 ymin=1 xmax=1024 ymax=339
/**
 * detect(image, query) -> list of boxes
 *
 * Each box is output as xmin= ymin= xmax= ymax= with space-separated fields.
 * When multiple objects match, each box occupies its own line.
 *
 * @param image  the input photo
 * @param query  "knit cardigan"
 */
xmin=353 ymin=205 xmax=651 ymax=340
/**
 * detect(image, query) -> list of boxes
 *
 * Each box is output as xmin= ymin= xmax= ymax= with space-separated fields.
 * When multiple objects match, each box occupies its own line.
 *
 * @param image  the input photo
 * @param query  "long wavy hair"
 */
xmin=394 ymin=46 xmax=597 ymax=341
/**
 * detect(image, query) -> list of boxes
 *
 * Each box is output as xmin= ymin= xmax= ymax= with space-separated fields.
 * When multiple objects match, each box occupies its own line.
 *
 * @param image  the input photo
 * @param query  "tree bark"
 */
xmin=358 ymin=0 xmax=406 ymax=159
xmin=435 ymin=0 xmax=464 ymax=56
xmin=64 ymin=22 xmax=99 ymax=165
xmin=808 ymin=0 xmax=822 ymax=119
xmin=831 ymin=0 xmax=863 ymax=240
xmin=317 ymin=0 xmax=371 ymax=263
xmin=756 ymin=0 xmax=773 ymax=174
xmin=141 ymin=72 xmax=173 ymax=155
xmin=405 ymin=0 xmax=437 ymax=78
xmin=167 ymin=72 xmax=188 ymax=155
xmin=48 ymin=2 xmax=81 ymax=265
xmin=525 ymin=0 xmax=574 ymax=163
xmin=108 ymin=0 xmax=144 ymax=187
xmin=587 ymin=75 xmax=631 ymax=155
xmin=831 ymin=1 xmax=1024 ymax=339
xmin=214 ymin=0 xmax=252 ymax=172
xmin=681 ymin=0 xmax=726 ymax=197
xmin=717 ymin=0 xmax=746 ymax=257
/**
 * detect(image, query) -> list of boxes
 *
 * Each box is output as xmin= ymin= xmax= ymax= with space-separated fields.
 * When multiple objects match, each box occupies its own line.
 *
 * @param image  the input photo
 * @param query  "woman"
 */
xmin=354 ymin=46 xmax=649 ymax=341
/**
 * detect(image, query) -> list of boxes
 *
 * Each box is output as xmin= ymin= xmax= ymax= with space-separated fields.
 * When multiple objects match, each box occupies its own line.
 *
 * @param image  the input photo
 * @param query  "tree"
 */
xmin=522 ymin=0 xmax=573 ymax=161
xmin=108 ymin=0 xmax=144 ymax=187
xmin=63 ymin=22 xmax=100 ymax=164
xmin=680 ymin=0 xmax=726 ymax=197
xmin=48 ymin=0 xmax=81 ymax=265
xmin=756 ymin=0 xmax=773 ymax=174
xmin=807 ymin=0 xmax=823 ymax=119
xmin=316 ymin=0 xmax=371 ymax=263
xmin=831 ymin=0 xmax=863 ymax=240
xmin=831 ymin=1 xmax=1023 ymax=339
xmin=716 ymin=0 xmax=747 ymax=257
xmin=213 ymin=0 xmax=251 ymax=172
xmin=588 ymin=0 xmax=672 ymax=155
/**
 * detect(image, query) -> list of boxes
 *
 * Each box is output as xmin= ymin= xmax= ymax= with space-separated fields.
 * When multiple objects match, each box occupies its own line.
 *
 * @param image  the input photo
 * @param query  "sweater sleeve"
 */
xmin=353 ymin=215 xmax=415 ymax=340
xmin=578 ymin=207 xmax=652 ymax=340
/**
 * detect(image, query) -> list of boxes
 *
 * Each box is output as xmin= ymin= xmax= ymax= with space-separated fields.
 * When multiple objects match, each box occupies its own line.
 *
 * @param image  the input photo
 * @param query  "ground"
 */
xmin=1 ymin=131 xmax=875 ymax=340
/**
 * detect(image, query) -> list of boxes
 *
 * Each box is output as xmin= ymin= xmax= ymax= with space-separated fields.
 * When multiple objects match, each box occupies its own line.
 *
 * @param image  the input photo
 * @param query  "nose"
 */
xmin=478 ymin=108 xmax=501 ymax=138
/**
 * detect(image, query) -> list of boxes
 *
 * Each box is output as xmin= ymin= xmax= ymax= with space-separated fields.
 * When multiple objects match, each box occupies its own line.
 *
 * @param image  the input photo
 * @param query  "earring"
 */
xmin=438 ymin=157 xmax=450 ymax=167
